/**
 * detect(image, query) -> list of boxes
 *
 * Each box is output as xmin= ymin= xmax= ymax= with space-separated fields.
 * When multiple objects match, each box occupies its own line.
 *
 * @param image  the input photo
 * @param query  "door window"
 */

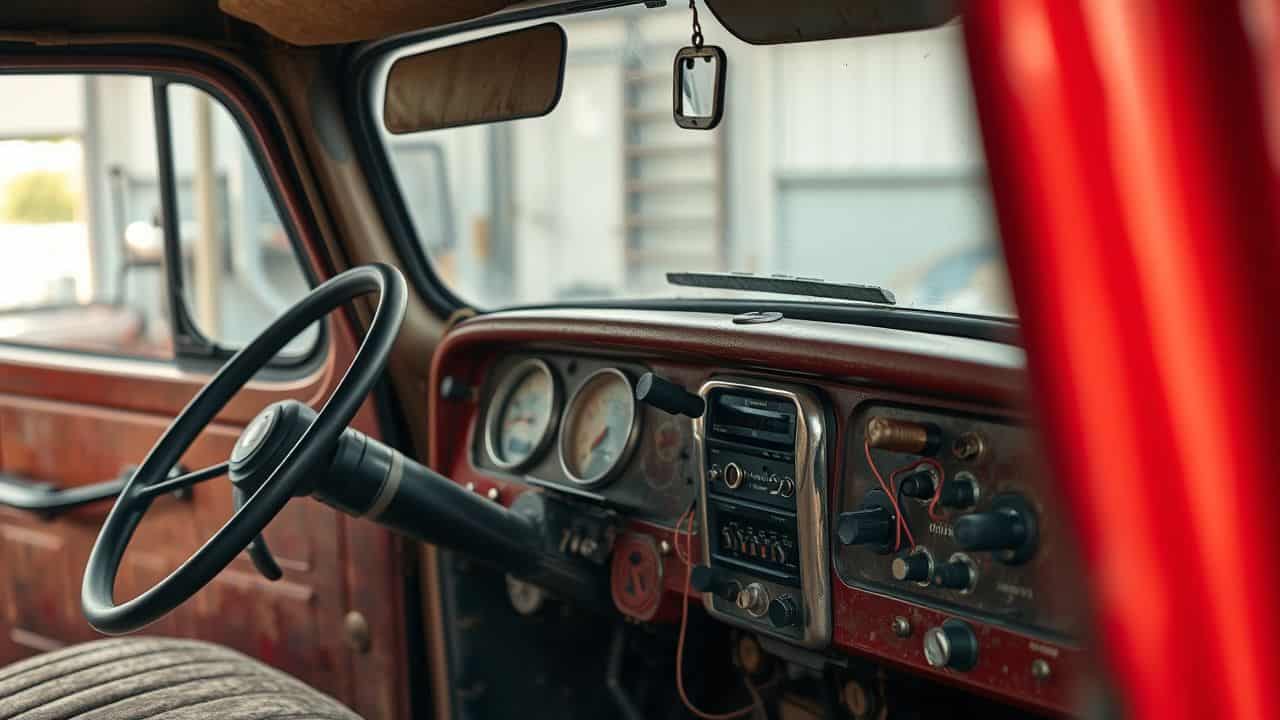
xmin=0 ymin=74 xmax=318 ymax=361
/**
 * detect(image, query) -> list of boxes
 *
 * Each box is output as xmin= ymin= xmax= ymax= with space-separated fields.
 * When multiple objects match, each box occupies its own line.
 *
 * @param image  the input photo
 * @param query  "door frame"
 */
xmin=0 ymin=45 xmax=413 ymax=719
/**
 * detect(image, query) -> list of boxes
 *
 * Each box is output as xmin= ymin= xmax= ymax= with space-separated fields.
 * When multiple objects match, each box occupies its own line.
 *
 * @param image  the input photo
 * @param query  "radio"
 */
xmin=693 ymin=379 xmax=832 ymax=649
xmin=705 ymin=391 xmax=798 ymax=510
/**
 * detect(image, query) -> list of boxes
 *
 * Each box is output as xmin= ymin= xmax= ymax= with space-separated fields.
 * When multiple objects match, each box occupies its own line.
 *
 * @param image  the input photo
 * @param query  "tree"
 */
xmin=1 ymin=170 xmax=77 ymax=223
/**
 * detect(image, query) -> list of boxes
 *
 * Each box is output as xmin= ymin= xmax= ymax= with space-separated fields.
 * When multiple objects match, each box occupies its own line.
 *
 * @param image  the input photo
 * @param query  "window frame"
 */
xmin=0 ymin=62 xmax=327 ymax=377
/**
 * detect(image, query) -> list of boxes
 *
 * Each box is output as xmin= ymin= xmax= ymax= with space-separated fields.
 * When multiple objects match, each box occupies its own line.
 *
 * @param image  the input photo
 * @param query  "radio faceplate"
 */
xmin=694 ymin=378 xmax=831 ymax=649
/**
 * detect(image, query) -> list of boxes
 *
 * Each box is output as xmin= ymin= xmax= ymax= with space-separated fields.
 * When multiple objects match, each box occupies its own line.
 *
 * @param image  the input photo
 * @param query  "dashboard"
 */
xmin=427 ymin=308 xmax=1084 ymax=716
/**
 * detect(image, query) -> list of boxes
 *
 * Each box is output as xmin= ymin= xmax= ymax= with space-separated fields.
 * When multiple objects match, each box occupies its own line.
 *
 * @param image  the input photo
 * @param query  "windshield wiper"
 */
xmin=666 ymin=272 xmax=897 ymax=305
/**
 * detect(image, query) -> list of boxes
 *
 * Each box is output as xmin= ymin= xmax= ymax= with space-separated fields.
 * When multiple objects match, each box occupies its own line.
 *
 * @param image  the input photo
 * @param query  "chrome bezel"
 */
xmin=558 ymin=368 xmax=642 ymax=487
xmin=483 ymin=358 xmax=562 ymax=472
xmin=693 ymin=377 xmax=832 ymax=649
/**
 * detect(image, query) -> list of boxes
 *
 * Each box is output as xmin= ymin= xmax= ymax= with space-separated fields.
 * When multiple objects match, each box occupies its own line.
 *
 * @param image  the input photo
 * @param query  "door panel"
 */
xmin=0 ymin=323 xmax=404 ymax=715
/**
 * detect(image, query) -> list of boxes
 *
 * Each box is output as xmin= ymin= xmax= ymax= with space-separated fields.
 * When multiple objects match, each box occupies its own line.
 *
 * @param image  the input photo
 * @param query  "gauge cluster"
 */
xmin=474 ymin=354 xmax=697 ymax=523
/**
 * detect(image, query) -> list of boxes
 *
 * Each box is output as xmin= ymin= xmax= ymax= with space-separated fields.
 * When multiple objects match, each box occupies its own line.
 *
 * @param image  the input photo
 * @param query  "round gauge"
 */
xmin=484 ymin=359 xmax=561 ymax=471
xmin=559 ymin=368 xmax=642 ymax=486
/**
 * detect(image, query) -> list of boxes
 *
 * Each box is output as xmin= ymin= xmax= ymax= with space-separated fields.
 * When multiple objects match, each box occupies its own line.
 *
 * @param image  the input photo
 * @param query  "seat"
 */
xmin=0 ymin=637 xmax=360 ymax=720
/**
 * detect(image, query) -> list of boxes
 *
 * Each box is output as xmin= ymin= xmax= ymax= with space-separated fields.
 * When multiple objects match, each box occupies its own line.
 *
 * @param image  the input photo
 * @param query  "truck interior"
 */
xmin=0 ymin=2 xmax=1273 ymax=719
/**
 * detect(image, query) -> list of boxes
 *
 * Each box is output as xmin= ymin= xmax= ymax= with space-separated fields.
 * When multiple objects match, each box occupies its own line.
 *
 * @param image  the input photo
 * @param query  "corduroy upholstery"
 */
xmin=0 ymin=637 xmax=361 ymax=719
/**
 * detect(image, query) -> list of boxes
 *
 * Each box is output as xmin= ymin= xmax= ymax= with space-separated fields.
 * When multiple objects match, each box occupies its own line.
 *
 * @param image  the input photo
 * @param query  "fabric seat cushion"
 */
xmin=0 ymin=637 xmax=360 ymax=720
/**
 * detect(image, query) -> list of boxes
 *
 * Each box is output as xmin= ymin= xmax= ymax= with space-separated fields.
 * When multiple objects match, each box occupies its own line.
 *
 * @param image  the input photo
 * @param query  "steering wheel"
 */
xmin=82 ymin=263 xmax=407 ymax=635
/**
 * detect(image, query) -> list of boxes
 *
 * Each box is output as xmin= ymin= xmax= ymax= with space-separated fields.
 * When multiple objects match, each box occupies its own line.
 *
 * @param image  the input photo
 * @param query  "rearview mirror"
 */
xmin=383 ymin=23 xmax=567 ymax=135
xmin=673 ymin=45 xmax=726 ymax=130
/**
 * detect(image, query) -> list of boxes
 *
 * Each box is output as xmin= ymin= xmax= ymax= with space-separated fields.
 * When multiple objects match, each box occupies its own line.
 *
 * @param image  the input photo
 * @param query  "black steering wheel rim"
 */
xmin=82 ymin=263 xmax=407 ymax=635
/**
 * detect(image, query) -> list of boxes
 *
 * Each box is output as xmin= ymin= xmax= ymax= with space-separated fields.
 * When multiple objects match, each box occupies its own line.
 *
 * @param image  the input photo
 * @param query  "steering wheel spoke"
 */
xmin=232 ymin=486 xmax=284 ymax=581
xmin=131 ymin=462 xmax=230 ymax=503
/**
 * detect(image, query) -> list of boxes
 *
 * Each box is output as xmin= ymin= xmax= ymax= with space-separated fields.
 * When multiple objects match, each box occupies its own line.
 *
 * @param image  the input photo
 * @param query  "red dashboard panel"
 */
xmin=425 ymin=309 xmax=1086 ymax=716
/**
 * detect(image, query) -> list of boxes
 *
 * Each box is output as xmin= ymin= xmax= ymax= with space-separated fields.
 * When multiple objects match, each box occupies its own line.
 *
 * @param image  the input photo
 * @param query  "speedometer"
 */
xmin=484 ymin=359 xmax=561 ymax=471
xmin=559 ymin=368 xmax=642 ymax=486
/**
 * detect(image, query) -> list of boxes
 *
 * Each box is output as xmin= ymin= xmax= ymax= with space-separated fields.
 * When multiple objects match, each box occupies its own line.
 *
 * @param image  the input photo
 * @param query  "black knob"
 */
xmin=892 ymin=552 xmax=931 ymax=583
xmin=938 ymin=478 xmax=978 ymax=508
xmin=923 ymin=619 xmax=979 ymax=671
xmin=768 ymin=595 xmax=801 ymax=629
xmin=636 ymin=373 xmax=705 ymax=418
xmin=898 ymin=469 xmax=937 ymax=499
xmin=690 ymin=565 xmax=739 ymax=602
xmin=933 ymin=559 xmax=975 ymax=591
xmin=954 ymin=494 xmax=1038 ymax=563
xmin=956 ymin=510 xmax=1026 ymax=552
xmin=837 ymin=505 xmax=893 ymax=547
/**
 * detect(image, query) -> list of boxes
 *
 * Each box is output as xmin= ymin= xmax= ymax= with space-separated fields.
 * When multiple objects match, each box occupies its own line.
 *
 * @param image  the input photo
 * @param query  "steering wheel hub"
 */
xmin=232 ymin=406 xmax=279 ymax=465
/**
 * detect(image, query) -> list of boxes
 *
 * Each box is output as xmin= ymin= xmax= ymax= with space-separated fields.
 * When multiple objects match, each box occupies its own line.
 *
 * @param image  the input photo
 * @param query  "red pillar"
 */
xmin=964 ymin=2 xmax=1280 ymax=718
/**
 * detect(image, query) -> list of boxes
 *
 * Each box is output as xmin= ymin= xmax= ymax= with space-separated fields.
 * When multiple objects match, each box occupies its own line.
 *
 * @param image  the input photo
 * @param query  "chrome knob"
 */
xmin=723 ymin=462 xmax=743 ymax=489
xmin=736 ymin=582 xmax=770 ymax=617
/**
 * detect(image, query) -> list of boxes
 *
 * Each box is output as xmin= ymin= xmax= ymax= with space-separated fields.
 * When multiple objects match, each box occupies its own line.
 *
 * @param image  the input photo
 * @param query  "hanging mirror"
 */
xmin=673 ymin=1 xmax=726 ymax=130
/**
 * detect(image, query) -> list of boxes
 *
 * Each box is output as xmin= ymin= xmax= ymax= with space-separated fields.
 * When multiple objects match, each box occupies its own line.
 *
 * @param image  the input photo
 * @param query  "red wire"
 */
xmin=864 ymin=441 xmax=915 ymax=550
xmin=890 ymin=457 xmax=948 ymax=522
xmin=674 ymin=506 xmax=763 ymax=720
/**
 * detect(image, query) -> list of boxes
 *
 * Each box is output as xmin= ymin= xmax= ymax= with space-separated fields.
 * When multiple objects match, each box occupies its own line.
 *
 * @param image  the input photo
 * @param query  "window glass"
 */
xmin=166 ymin=83 xmax=317 ymax=357
xmin=0 ymin=74 xmax=318 ymax=359
xmin=376 ymin=8 xmax=1014 ymax=317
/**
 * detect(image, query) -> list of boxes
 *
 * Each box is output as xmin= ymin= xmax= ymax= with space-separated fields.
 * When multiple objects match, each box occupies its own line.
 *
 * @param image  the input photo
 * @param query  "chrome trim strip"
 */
xmin=693 ymin=377 xmax=832 ymax=649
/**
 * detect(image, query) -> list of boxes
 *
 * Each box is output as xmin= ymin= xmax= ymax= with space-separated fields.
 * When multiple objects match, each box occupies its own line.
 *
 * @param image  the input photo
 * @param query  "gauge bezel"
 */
xmin=483 ymin=358 xmax=563 ymax=472
xmin=558 ymin=367 xmax=643 ymax=487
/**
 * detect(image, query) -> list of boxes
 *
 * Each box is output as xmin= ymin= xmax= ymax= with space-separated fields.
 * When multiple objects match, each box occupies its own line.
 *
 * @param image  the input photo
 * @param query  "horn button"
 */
xmin=232 ymin=407 xmax=278 ymax=465
xmin=230 ymin=400 xmax=317 ymax=493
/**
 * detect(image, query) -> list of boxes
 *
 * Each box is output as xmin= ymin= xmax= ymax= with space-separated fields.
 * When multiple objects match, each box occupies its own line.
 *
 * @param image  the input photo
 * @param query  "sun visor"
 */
xmin=704 ymin=0 xmax=959 ymax=45
xmin=383 ymin=23 xmax=567 ymax=135
xmin=218 ymin=0 xmax=516 ymax=45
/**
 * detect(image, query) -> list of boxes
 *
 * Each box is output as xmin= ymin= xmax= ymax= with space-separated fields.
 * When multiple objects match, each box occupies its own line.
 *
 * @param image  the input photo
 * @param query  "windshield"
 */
xmin=371 ymin=4 xmax=1012 ymax=317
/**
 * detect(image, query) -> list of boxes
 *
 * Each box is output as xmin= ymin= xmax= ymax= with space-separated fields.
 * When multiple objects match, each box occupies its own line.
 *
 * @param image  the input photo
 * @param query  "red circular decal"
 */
xmin=610 ymin=533 xmax=664 ymax=621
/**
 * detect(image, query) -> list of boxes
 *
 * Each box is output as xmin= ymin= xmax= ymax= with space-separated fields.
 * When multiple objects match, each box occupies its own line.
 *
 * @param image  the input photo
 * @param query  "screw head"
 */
xmin=891 ymin=616 xmax=912 ymax=638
